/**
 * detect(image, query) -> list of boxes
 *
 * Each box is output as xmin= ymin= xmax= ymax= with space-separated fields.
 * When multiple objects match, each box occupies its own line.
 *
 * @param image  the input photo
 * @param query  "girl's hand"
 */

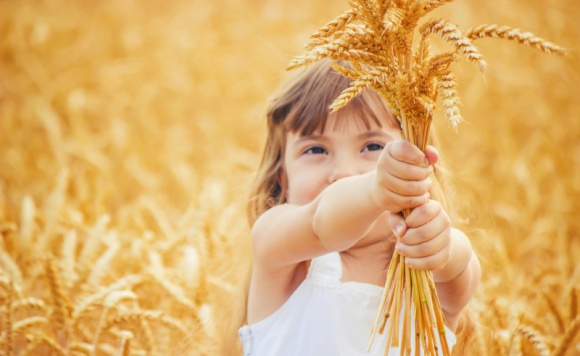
xmin=372 ymin=140 xmax=438 ymax=214
xmin=387 ymin=199 xmax=451 ymax=271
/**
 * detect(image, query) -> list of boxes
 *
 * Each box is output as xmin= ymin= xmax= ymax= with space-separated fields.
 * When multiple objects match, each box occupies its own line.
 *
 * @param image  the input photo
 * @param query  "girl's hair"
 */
xmin=247 ymin=59 xmax=400 ymax=224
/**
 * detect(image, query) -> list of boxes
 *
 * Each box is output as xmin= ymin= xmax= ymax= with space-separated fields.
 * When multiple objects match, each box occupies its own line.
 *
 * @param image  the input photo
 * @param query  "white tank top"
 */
xmin=238 ymin=252 xmax=456 ymax=355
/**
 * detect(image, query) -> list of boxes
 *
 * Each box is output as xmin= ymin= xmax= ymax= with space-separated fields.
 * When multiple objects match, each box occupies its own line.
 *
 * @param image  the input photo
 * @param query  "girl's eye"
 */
xmin=304 ymin=146 xmax=327 ymax=155
xmin=362 ymin=143 xmax=384 ymax=152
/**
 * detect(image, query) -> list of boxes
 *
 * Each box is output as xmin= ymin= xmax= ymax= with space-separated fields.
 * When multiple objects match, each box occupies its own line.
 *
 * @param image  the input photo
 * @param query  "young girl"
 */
xmin=236 ymin=59 xmax=481 ymax=355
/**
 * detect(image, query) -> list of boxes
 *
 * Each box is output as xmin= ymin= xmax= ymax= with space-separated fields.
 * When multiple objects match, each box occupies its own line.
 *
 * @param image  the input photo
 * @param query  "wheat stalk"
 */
xmin=552 ymin=317 xmax=580 ymax=356
xmin=543 ymin=290 xmax=566 ymax=333
xmin=288 ymin=0 xmax=565 ymax=354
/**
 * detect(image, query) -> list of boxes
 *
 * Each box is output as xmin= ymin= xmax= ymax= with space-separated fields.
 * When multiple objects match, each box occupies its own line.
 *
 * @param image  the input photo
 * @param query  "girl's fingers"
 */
xmin=376 ymin=169 xmax=432 ymax=197
xmin=405 ymin=200 xmax=444 ymax=229
xmin=424 ymin=145 xmax=439 ymax=166
xmin=401 ymin=206 xmax=450 ymax=246
xmin=388 ymin=141 xmax=430 ymax=167
xmin=396 ymin=226 xmax=451 ymax=270
xmin=403 ymin=245 xmax=450 ymax=271
xmin=394 ymin=201 xmax=451 ymax=270
xmin=379 ymin=142 xmax=433 ymax=181
xmin=388 ymin=212 xmax=406 ymax=238
xmin=378 ymin=189 xmax=431 ymax=213
xmin=396 ymin=226 xmax=450 ymax=259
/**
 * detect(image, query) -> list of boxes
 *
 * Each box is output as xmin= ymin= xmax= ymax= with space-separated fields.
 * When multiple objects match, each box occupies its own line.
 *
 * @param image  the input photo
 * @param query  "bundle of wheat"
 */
xmin=288 ymin=0 xmax=565 ymax=354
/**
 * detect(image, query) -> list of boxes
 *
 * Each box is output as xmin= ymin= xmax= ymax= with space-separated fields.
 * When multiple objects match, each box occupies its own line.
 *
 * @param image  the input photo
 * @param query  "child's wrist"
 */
xmin=433 ymin=230 xmax=473 ymax=283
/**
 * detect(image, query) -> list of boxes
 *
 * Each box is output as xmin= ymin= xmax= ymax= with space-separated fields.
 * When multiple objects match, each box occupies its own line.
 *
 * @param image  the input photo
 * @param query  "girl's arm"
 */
xmin=252 ymin=141 xmax=432 ymax=269
xmin=252 ymin=172 xmax=385 ymax=268
xmin=432 ymin=229 xmax=481 ymax=329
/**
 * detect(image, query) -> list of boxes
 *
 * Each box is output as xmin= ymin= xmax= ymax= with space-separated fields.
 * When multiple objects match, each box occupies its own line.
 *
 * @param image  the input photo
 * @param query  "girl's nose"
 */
xmin=328 ymin=159 xmax=359 ymax=183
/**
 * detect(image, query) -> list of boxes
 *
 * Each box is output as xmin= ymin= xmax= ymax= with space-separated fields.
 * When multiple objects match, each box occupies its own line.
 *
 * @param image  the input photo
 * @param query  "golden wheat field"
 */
xmin=0 ymin=0 xmax=579 ymax=355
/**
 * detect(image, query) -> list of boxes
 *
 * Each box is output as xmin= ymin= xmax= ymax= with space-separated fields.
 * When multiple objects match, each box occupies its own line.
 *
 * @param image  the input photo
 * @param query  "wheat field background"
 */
xmin=0 ymin=0 xmax=578 ymax=355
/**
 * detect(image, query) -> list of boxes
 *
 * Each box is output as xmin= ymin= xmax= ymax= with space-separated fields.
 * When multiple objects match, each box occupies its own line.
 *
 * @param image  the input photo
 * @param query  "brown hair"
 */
xmin=247 ymin=59 xmax=400 ymax=225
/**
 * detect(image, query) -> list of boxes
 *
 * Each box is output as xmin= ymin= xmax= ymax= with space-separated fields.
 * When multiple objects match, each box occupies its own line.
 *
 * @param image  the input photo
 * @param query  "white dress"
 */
xmin=238 ymin=252 xmax=456 ymax=355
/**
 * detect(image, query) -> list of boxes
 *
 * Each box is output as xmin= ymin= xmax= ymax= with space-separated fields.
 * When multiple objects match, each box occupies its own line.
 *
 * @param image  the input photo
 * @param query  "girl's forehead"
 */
xmin=324 ymin=105 xmax=399 ymax=133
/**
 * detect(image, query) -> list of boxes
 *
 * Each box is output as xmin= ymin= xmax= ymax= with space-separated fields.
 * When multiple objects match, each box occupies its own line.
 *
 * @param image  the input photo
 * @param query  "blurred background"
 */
xmin=0 ymin=0 xmax=578 ymax=354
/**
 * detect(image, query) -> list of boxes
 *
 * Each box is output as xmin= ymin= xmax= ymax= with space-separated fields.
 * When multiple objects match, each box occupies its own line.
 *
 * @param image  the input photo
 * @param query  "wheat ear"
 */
xmin=421 ymin=18 xmax=487 ymax=72
xmin=45 ymin=258 xmax=73 ymax=326
xmin=515 ymin=325 xmax=550 ymax=356
xmin=466 ymin=24 xmax=566 ymax=55
xmin=309 ymin=9 xmax=358 ymax=40
xmin=24 ymin=332 xmax=67 ymax=355
xmin=72 ymin=274 xmax=142 ymax=323
xmin=422 ymin=0 xmax=455 ymax=15
xmin=1 ymin=279 xmax=15 ymax=356
xmin=12 ymin=316 xmax=48 ymax=334
xmin=103 ymin=310 xmax=189 ymax=337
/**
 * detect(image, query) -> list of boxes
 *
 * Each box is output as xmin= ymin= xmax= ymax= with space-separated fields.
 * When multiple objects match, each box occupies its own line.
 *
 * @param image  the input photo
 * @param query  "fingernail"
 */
xmin=427 ymin=177 xmax=432 ymax=189
xmin=395 ymin=222 xmax=405 ymax=237
xmin=423 ymin=156 xmax=430 ymax=166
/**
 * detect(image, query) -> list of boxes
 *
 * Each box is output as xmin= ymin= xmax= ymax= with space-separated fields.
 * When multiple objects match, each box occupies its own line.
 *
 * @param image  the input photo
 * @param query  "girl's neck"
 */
xmin=339 ymin=236 xmax=395 ymax=286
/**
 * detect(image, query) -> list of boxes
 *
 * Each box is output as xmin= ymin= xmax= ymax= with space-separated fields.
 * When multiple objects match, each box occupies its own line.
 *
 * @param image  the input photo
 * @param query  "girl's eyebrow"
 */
xmin=294 ymin=130 xmax=394 ymax=144
xmin=294 ymin=134 xmax=328 ymax=144
xmin=357 ymin=130 xmax=394 ymax=141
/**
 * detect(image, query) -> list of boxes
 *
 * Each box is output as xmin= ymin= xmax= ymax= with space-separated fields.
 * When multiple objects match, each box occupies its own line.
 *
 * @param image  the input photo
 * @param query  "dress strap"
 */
xmin=307 ymin=252 xmax=343 ymax=281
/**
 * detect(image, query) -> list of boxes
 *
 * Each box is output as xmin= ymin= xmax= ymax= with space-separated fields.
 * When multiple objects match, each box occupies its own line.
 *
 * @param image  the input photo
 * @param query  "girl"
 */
xmin=236 ymin=59 xmax=481 ymax=355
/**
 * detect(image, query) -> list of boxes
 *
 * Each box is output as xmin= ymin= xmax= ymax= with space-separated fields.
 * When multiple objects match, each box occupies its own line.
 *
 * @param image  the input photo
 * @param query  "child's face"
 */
xmin=283 ymin=112 xmax=401 ymax=205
